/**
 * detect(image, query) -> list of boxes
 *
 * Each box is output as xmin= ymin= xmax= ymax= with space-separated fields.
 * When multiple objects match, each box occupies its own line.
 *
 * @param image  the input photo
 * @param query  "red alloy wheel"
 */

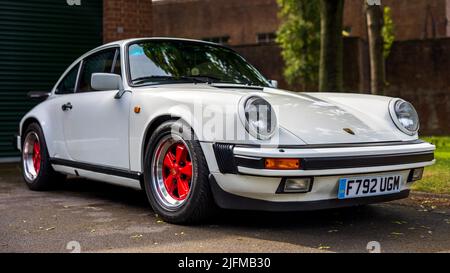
xmin=161 ymin=143 xmax=192 ymax=201
xmin=32 ymin=141 xmax=41 ymax=175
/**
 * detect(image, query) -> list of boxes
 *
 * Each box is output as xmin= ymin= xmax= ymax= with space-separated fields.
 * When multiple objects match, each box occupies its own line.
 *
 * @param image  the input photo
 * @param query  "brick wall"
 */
xmin=344 ymin=0 xmax=448 ymax=41
xmin=234 ymin=44 xmax=286 ymax=86
xmin=234 ymin=38 xmax=370 ymax=92
xmin=153 ymin=0 xmax=450 ymax=44
xmin=103 ymin=0 xmax=152 ymax=43
xmin=385 ymin=38 xmax=450 ymax=135
xmin=152 ymin=0 xmax=279 ymax=46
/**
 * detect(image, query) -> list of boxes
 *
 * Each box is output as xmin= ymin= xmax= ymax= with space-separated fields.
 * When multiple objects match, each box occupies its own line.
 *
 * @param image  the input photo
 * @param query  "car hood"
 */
xmin=136 ymin=84 xmax=410 ymax=145
xmin=259 ymin=89 xmax=403 ymax=144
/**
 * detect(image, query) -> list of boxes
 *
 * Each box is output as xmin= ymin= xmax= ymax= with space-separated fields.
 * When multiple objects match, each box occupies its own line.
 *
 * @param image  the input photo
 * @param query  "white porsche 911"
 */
xmin=17 ymin=38 xmax=435 ymax=224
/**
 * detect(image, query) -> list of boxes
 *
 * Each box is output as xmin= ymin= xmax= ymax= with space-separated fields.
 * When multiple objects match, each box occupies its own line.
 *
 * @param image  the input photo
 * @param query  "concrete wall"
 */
xmin=103 ymin=0 xmax=153 ymax=43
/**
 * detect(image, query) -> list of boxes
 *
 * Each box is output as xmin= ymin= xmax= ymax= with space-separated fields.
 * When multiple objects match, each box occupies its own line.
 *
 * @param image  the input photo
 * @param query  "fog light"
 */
xmin=283 ymin=178 xmax=312 ymax=193
xmin=408 ymin=168 xmax=424 ymax=182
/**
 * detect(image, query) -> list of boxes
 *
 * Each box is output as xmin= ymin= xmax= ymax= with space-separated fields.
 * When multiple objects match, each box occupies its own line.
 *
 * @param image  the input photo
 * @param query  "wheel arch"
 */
xmin=140 ymin=114 xmax=203 ymax=172
xmin=141 ymin=114 xmax=181 ymax=170
xmin=20 ymin=117 xmax=42 ymax=143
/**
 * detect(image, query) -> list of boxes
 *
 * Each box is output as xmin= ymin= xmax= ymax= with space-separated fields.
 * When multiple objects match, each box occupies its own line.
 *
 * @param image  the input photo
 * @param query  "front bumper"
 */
xmin=14 ymin=134 xmax=21 ymax=151
xmin=209 ymin=174 xmax=411 ymax=211
xmin=213 ymin=140 xmax=435 ymax=177
xmin=202 ymin=140 xmax=435 ymax=210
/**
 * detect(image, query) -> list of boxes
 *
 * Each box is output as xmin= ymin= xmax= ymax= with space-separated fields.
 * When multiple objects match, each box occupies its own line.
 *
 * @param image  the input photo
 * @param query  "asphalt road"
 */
xmin=0 ymin=163 xmax=449 ymax=253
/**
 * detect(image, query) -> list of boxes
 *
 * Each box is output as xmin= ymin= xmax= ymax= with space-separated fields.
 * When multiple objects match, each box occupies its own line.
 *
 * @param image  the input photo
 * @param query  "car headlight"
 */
xmin=239 ymin=96 xmax=277 ymax=140
xmin=389 ymin=99 xmax=420 ymax=135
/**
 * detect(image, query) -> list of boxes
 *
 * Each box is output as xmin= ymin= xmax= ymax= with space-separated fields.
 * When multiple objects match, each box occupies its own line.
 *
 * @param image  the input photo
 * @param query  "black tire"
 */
xmin=21 ymin=122 xmax=66 ymax=191
xmin=143 ymin=120 xmax=217 ymax=224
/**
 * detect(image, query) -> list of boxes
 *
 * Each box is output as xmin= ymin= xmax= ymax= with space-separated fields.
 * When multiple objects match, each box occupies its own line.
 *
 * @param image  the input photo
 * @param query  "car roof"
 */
xmin=100 ymin=37 xmax=229 ymax=50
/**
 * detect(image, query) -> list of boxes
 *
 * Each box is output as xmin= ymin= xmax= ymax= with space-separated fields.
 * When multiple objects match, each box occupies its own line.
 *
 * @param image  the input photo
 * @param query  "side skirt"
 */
xmin=50 ymin=158 xmax=143 ymax=182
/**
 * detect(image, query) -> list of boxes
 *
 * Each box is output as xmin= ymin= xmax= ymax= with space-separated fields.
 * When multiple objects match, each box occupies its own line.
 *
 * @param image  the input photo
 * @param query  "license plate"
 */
xmin=338 ymin=174 xmax=402 ymax=199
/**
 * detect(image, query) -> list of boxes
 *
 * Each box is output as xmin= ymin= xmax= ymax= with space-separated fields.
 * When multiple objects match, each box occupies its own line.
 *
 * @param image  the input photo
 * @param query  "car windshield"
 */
xmin=128 ymin=40 xmax=271 ymax=87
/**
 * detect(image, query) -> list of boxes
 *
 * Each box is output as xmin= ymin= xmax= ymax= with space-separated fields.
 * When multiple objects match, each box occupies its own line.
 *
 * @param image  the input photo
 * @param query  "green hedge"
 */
xmin=422 ymin=137 xmax=450 ymax=152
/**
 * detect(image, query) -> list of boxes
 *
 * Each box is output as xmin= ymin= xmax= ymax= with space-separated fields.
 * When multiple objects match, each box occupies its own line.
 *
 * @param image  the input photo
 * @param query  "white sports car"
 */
xmin=17 ymin=38 xmax=435 ymax=224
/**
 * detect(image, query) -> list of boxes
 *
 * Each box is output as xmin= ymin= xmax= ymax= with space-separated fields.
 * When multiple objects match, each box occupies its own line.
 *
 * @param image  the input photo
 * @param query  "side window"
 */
xmin=78 ymin=48 xmax=118 ymax=92
xmin=55 ymin=63 xmax=80 ymax=94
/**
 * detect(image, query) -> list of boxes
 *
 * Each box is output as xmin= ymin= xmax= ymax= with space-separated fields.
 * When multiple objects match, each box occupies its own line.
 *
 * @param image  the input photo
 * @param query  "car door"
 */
xmin=61 ymin=47 xmax=131 ymax=169
xmin=41 ymin=61 xmax=81 ymax=160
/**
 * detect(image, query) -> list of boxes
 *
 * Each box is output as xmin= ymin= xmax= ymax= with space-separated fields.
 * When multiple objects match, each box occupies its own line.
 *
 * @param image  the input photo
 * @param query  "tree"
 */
xmin=319 ymin=0 xmax=344 ymax=92
xmin=276 ymin=0 xmax=320 ymax=88
xmin=365 ymin=1 xmax=384 ymax=95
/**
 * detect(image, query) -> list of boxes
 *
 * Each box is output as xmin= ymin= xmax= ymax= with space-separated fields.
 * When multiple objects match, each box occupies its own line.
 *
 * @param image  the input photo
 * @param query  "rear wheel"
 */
xmin=143 ymin=120 xmax=216 ymax=224
xmin=22 ymin=123 xmax=65 ymax=190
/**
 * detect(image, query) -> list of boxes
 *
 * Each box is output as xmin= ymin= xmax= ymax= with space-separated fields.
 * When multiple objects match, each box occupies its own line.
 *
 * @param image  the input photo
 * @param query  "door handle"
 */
xmin=62 ymin=102 xmax=73 ymax=111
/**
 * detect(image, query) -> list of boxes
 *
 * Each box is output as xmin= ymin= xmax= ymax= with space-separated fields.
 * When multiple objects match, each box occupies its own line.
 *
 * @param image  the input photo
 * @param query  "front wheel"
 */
xmin=143 ymin=120 xmax=216 ymax=224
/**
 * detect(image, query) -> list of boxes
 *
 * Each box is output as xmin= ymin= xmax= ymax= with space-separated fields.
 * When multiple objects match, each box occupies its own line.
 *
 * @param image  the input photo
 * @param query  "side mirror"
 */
xmin=269 ymin=80 xmax=278 ymax=89
xmin=91 ymin=73 xmax=129 ymax=99
xmin=27 ymin=91 xmax=50 ymax=101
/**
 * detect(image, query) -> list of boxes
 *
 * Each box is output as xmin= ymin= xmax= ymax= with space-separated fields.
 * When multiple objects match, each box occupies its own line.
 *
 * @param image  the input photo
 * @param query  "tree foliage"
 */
xmin=382 ymin=6 xmax=395 ymax=59
xmin=276 ymin=0 xmax=320 ymax=87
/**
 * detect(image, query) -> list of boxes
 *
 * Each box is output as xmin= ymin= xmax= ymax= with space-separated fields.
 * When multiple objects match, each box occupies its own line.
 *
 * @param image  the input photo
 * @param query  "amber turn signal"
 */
xmin=134 ymin=106 xmax=141 ymax=113
xmin=264 ymin=158 xmax=300 ymax=170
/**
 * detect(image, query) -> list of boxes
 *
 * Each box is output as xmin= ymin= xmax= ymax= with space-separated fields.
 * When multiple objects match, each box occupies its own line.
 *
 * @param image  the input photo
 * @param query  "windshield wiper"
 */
xmin=190 ymin=75 xmax=222 ymax=84
xmin=132 ymin=75 xmax=265 ymax=89
xmin=132 ymin=75 xmax=209 ymax=85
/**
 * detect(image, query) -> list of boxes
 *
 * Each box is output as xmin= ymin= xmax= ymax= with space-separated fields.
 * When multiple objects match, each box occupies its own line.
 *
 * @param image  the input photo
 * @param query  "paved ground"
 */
xmin=0 ymin=163 xmax=449 ymax=253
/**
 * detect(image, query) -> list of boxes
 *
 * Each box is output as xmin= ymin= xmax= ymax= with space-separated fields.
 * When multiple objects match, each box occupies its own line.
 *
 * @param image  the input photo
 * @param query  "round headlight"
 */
xmin=389 ymin=99 xmax=419 ymax=135
xmin=240 ymin=96 xmax=277 ymax=140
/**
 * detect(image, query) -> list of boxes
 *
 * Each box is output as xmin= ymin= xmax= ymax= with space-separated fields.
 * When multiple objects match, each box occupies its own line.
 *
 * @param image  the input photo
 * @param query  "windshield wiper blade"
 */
xmin=133 ymin=75 xmax=208 ymax=85
xmin=212 ymin=83 xmax=264 ymax=90
xmin=189 ymin=75 xmax=222 ymax=84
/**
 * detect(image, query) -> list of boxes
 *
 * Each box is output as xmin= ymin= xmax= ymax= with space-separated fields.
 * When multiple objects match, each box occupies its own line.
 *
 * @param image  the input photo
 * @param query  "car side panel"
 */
xmin=20 ymin=95 xmax=71 ymax=159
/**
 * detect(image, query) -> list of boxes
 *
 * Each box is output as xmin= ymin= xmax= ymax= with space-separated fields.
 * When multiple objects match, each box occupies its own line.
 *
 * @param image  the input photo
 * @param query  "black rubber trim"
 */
xmin=213 ymin=143 xmax=238 ymax=174
xmin=301 ymin=152 xmax=434 ymax=170
xmin=213 ymin=85 xmax=264 ymax=90
xmin=209 ymin=174 xmax=410 ymax=211
xmin=234 ymin=155 xmax=265 ymax=169
xmin=233 ymin=152 xmax=434 ymax=171
xmin=50 ymin=158 xmax=142 ymax=181
xmin=234 ymin=139 xmax=425 ymax=149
